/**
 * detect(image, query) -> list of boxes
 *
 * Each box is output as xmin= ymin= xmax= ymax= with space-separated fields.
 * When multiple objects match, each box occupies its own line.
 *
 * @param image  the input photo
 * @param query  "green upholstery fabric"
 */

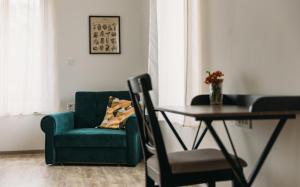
xmin=75 ymin=91 xmax=131 ymax=128
xmin=41 ymin=112 xmax=75 ymax=135
xmin=41 ymin=112 xmax=74 ymax=164
xmin=40 ymin=91 xmax=142 ymax=166
xmin=56 ymin=147 xmax=127 ymax=164
xmin=55 ymin=128 xmax=127 ymax=147
xmin=126 ymin=116 xmax=143 ymax=165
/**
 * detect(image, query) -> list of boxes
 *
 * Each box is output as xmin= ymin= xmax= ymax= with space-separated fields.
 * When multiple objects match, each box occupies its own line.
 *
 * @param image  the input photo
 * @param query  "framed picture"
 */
xmin=89 ymin=16 xmax=121 ymax=54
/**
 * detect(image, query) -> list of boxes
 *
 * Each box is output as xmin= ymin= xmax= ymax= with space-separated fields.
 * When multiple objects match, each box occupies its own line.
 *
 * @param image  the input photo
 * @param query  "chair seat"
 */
xmin=147 ymin=148 xmax=247 ymax=175
xmin=55 ymin=128 xmax=127 ymax=148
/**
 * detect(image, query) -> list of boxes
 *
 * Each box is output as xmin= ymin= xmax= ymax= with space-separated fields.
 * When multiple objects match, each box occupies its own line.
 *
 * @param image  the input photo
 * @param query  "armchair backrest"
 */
xmin=75 ymin=91 xmax=131 ymax=128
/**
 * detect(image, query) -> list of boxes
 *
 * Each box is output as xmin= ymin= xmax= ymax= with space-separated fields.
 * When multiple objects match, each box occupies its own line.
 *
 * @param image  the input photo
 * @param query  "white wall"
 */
xmin=206 ymin=0 xmax=300 ymax=95
xmin=204 ymin=0 xmax=300 ymax=186
xmin=0 ymin=115 xmax=44 ymax=152
xmin=160 ymin=0 xmax=300 ymax=186
xmin=0 ymin=0 xmax=148 ymax=152
xmin=56 ymin=0 xmax=148 ymax=107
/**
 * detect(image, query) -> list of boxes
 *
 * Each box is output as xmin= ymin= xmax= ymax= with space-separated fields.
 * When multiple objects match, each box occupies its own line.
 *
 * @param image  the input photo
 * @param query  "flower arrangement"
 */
xmin=205 ymin=70 xmax=224 ymax=85
xmin=205 ymin=70 xmax=224 ymax=105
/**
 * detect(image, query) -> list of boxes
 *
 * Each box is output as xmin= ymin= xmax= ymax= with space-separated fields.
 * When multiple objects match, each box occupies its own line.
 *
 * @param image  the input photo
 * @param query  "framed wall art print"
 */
xmin=89 ymin=16 xmax=121 ymax=54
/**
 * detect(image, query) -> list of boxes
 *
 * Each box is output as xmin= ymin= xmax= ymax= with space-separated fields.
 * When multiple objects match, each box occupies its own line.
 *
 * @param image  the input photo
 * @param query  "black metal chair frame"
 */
xmin=128 ymin=74 xmax=173 ymax=187
xmin=159 ymin=94 xmax=297 ymax=187
xmin=128 ymin=74 xmax=246 ymax=187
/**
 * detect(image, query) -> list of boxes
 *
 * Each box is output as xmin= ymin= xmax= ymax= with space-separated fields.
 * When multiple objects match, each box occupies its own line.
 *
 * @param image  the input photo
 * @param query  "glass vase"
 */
xmin=209 ymin=82 xmax=223 ymax=105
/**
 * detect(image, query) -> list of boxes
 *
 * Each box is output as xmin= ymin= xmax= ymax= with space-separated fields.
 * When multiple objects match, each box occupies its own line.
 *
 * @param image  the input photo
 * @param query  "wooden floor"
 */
xmin=0 ymin=153 xmax=203 ymax=187
xmin=0 ymin=153 xmax=145 ymax=187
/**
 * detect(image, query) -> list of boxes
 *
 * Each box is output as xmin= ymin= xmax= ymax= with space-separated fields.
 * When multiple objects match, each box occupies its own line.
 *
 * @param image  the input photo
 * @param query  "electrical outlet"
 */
xmin=236 ymin=120 xmax=252 ymax=129
xmin=67 ymin=103 xmax=75 ymax=112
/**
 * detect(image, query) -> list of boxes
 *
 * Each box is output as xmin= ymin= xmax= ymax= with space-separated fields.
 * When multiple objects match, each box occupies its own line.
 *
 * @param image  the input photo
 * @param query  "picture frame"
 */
xmin=89 ymin=16 xmax=121 ymax=54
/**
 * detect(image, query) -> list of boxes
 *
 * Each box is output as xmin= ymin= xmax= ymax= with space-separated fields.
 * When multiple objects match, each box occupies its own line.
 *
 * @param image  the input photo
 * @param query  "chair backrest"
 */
xmin=191 ymin=94 xmax=236 ymax=106
xmin=74 ymin=91 xmax=131 ymax=128
xmin=127 ymin=74 xmax=172 ymax=181
xmin=191 ymin=94 xmax=260 ymax=107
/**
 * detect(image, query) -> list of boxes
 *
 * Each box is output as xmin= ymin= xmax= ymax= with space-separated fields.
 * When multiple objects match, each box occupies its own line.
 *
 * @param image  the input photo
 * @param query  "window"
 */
xmin=156 ymin=0 xmax=187 ymax=123
xmin=0 ymin=0 xmax=57 ymax=116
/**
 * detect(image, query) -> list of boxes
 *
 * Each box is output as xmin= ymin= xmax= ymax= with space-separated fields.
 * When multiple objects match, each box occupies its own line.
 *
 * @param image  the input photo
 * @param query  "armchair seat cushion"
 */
xmin=55 ymin=128 xmax=127 ymax=148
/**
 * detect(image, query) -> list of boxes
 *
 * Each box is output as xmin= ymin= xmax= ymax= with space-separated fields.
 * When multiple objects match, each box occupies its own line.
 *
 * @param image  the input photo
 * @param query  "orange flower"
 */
xmin=204 ymin=70 xmax=224 ymax=85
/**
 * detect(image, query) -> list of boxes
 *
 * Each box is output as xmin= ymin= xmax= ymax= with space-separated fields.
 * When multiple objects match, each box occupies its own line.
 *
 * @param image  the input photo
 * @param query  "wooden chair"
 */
xmin=190 ymin=94 xmax=237 ymax=150
xmin=127 ymin=73 xmax=247 ymax=187
xmin=191 ymin=94 xmax=236 ymax=106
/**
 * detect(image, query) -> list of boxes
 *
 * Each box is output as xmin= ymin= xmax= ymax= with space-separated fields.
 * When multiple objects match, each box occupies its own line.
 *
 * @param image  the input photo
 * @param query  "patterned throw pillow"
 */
xmin=97 ymin=96 xmax=135 ymax=129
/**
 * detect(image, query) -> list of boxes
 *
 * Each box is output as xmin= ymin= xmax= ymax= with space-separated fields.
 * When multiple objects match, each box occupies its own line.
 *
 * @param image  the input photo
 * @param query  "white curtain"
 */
xmin=186 ymin=0 xmax=206 ymax=103
xmin=148 ymin=0 xmax=186 ymax=123
xmin=0 ymin=0 xmax=58 ymax=116
xmin=148 ymin=0 xmax=159 ymax=105
xmin=148 ymin=0 xmax=205 ymax=124
xmin=184 ymin=0 xmax=210 ymax=127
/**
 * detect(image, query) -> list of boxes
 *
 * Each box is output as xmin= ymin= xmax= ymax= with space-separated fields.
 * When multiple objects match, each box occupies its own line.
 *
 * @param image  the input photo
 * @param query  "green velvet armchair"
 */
xmin=40 ymin=91 xmax=142 ymax=166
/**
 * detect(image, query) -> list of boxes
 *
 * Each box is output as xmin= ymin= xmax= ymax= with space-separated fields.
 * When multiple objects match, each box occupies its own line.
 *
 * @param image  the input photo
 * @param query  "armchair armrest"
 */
xmin=125 ymin=116 xmax=139 ymax=135
xmin=125 ymin=115 xmax=142 ymax=166
xmin=41 ymin=112 xmax=75 ymax=135
xmin=40 ymin=112 xmax=74 ymax=165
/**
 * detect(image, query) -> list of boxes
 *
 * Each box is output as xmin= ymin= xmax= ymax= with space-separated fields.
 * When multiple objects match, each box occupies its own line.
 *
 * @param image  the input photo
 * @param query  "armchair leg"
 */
xmin=232 ymin=168 xmax=245 ymax=187
xmin=146 ymin=175 xmax=155 ymax=187
xmin=232 ymin=179 xmax=242 ymax=187
xmin=208 ymin=181 xmax=216 ymax=187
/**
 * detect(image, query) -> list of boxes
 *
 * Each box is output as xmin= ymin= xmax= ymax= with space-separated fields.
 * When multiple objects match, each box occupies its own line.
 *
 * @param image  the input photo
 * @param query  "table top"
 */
xmin=156 ymin=105 xmax=297 ymax=121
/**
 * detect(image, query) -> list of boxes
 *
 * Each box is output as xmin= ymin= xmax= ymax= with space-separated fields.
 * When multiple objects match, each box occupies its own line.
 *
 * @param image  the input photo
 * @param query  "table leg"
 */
xmin=204 ymin=120 xmax=249 ymax=187
xmin=192 ymin=121 xmax=202 ymax=149
xmin=161 ymin=111 xmax=188 ymax=150
xmin=193 ymin=127 xmax=208 ymax=149
xmin=247 ymin=117 xmax=287 ymax=186
xmin=223 ymin=120 xmax=243 ymax=170
xmin=205 ymin=117 xmax=288 ymax=187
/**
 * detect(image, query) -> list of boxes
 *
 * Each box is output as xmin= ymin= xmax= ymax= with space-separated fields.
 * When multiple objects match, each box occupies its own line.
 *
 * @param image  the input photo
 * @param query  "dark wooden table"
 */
xmin=156 ymin=105 xmax=297 ymax=187
xmin=157 ymin=105 xmax=296 ymax=120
